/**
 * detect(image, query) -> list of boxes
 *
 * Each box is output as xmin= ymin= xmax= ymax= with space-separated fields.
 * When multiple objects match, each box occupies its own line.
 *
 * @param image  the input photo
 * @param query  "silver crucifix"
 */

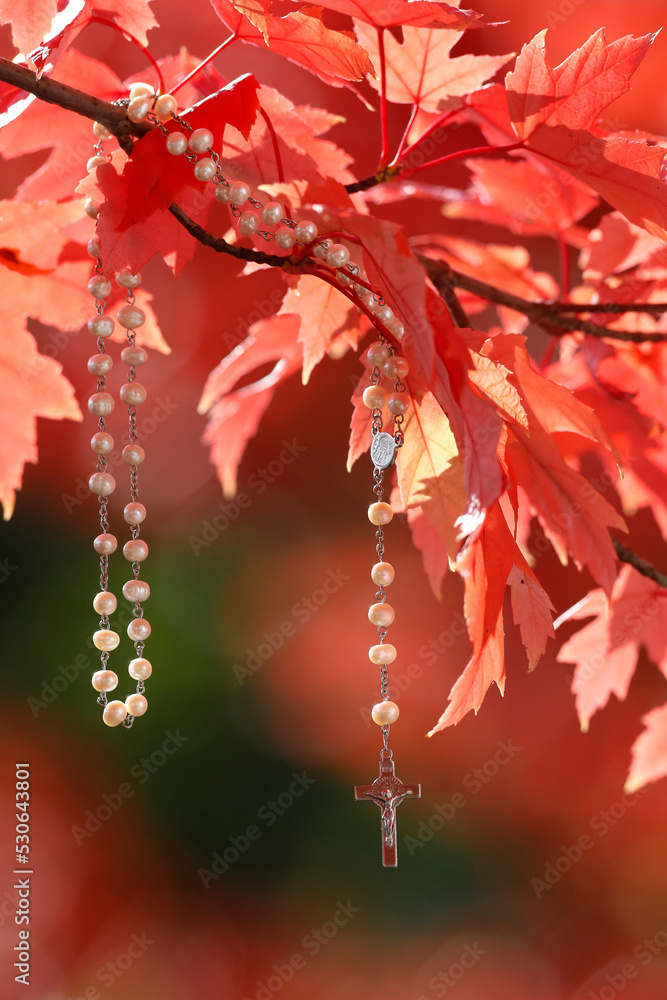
xmin=355 ymin=753 xmax=421 ymax=867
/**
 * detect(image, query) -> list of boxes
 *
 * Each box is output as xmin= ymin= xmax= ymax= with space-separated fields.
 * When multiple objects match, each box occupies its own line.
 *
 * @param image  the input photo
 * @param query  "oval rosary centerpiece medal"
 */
xmin=371 ymin=431 xmax=396 ymax=471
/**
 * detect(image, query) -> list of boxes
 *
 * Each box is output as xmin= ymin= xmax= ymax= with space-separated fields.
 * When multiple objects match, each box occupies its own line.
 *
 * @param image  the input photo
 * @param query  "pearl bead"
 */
xmin=366 ymin=342 xmax=389 ymax=367
xmin=88 ymin=392 xmax=115 ymax=416
xmin=368 ymin=502 xmax=393 ymax=525
xmin=87 ymin=236 xmax=101 ymax=258
xmin=121 ymin=346 xmax=148 ymax=366
xmin=374 ymin=304 xmax=394 ymax=325
xmin=91 ymin=431 xmax=114 ymax=454
xmin=123 ymin=580 xmax=150 ymax=602
xmin=337 ymin=271 xmax=352 ymax=286
xmin=123 ymin=539 xmax=148 ymax=562
xmin=88 ymin=316 xmax=115 ymax=339
xmin=371 ymin=700 xmax=400 ymax=726
xmin=124 ymin=502 xmax=146 ymax=524
xmin=128 ymin=617 xmax=151 ymax=641
xmin=238 ymin=211 xmax=260 ymax=236
xmin=87 ymin=155 xmax=106 ymax=172
xmin=189 ymin=128 xmax=214 ymax=153
xmin=93 ymin=628 xmax=120 ymax=651
xmin=128 ymin=656 xmax=152 ymax=680
xmin=229 ymin=181 xmax=250 ymax=205
xmin=88 ymin=275 xmax=111 ymax=299
xmin=388 ymin=317 xmax=405 ymax=338
xmin=214 ymin=184 xmax=230 ymax=203
xmin=275 ymin=227 xmax=296 ymax=250
xmin=89 ymin=472 xmax=116 ymax=496
xmin=87 ymin=353 xmax=113 ymax=376
xmin=369 ymin=643 xmax=397 ymax=664
xmin=119 ymin=382 xmax=147 ymax=406
xmin=362 ymin=385 xmax=388 ymax=410
xmin=93 ymin=591 xmax=117 ymax=615
xmin=94 ymin=533 xmax=117 ymax=554
xmin=129 ymin=82 xmax=154 ymax=99
xmin=313 ymin=242 xmax=327 ymax=258
xmin=359 ymin=291 xmax=376 ymax=310
xmin=117 ymin=304 xmax=145 ymax=329
xmin=371 ymin=561 xmax=395 ymax=587
xmin=103 ymin=700 xmax=127 ymax=727
xmin=369 ymin=602 xmax=395 ymax=627
xmin=126 ymin=693 xmax=148 ymax=717
xmin=85 ymin=198 xmax=100 ymax=219
xmin=326 ymin=243 xmax=350 ymax=267
xmin=92 ymin=669 xmax=118 ymax=692
xmin=261 ymin=201 xmax=284 ymax=226
xmin=295 ymin=220 xmax=318 ymax=243
xmin=388 ymin=393 xmax=411 ymax=415
xmin=122 ymin=444 xmax=145 ymax=465
xmin=154 ymin=94 xmax=177 ymax=120
xmin=93 ymin=121 xmax=112 ymax=140
xmin=127 ymin=96 xmax=151 ymax=123
xmin=382 ymin=356 xmax=410 ymax=379
xmin=194 ymin=157 xmax=217 ymax=181
xmin=116 ymin=268 xmax=142 ymax=289
xmin=166 ymin=131 xmax=188 ymax=155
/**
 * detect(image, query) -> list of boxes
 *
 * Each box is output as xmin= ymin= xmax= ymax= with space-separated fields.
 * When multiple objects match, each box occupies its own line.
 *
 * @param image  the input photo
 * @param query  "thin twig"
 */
xmin=418 ymin=253 xmax=667 ymax=343
xmin=551 ymin=301 xmax=667 ymax=315
xmin=612 ymin=538 xmax=667 ymax=590
xmin=168 ymin=204 xmax=290 ymax=267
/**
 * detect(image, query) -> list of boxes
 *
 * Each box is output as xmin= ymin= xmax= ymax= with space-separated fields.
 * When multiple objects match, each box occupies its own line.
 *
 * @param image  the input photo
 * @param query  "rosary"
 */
xmin=83 ymin=83 xmax=420 ymax=864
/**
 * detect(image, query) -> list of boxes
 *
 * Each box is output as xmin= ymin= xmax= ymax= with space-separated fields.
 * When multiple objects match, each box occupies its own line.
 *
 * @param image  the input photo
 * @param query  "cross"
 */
xmin=355 ymin=754 xmax=421 ymax=867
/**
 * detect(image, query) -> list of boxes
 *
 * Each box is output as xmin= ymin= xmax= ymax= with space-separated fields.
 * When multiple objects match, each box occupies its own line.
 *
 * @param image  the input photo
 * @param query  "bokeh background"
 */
xmin=2 ymin=1 xmax=667 ymax=997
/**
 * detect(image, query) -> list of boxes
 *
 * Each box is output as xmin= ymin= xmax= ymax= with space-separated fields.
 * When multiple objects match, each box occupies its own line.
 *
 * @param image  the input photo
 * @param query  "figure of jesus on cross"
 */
xmin=355 ymin=753 xmax=421 ymax=867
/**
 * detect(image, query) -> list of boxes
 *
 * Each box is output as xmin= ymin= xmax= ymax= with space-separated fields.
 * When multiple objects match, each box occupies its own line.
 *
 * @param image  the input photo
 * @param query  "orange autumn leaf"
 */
xmin=355 ymin=20 xmax=511 ymax=111
xmin=506 ymin=29 xmax=667 ymax=242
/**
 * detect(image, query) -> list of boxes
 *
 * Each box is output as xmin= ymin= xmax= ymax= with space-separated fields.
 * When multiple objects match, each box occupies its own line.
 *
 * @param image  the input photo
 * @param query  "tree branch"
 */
xmin=0 ymin=56 xmax=148 ymax=153
xmin=168 ymin=204 xmax=290 ymax=268
xmin=418 ymin=253 xmax=667 ymax=343
xmin=612 ymin=537 xmax=667 ymax=590
xmin=2 ymin=55 xmax=666 ymax=345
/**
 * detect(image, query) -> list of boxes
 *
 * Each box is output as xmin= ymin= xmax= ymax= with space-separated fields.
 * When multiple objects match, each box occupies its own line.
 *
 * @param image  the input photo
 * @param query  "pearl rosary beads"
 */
xmin=84 ymin=84 xmax=410 ymax=738
xmin=86 ymin=112 xmax=153 ymax=726
xmin=362 ymin=338 xmax=410 ymax=736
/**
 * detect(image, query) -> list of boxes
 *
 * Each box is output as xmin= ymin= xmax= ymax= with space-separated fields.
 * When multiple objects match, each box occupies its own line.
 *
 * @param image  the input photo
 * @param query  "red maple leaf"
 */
xmin=211 ymin=0 xmax=375 ymax=90
xmin=506 ymin=29 xmax=667 ymax=242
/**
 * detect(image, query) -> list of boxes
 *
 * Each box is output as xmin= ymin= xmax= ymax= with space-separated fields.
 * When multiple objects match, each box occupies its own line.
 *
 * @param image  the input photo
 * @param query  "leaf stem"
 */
xmin=376 ymin=27 xmax=391 ymax=170
xmin=76 ymin=16 xmax=165 ymax=94
xmin=556 ymin=232 xmax=570 ymax=301
xmin=171 ymin=34 xmax=238 ymax=96
xmin=398 ymin=140 xmax=523 ymax=178
xmin=392 ymin=105 xmax=463 ymax=167
xmin=259 ymin=105 xmax=285 ymax=184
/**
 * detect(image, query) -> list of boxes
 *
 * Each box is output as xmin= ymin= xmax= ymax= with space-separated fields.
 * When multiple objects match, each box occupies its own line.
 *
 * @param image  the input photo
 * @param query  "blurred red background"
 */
xmin=1 ymin=2 xmax=667 ymax=998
